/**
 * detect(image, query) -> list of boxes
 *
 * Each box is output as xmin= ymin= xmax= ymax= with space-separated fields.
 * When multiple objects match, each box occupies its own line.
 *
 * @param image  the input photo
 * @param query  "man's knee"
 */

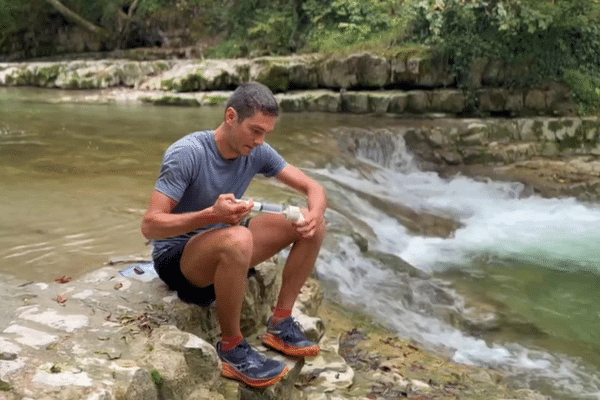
xmin=312 ymin=219 xmax=327 ymax=243
xmin=220 ymin=225 xmax=254 ymax=261
xmin=316 ymin=219 xmax=327 ymax=238
xmin=298 ymin=219 xmax=327 ymax=245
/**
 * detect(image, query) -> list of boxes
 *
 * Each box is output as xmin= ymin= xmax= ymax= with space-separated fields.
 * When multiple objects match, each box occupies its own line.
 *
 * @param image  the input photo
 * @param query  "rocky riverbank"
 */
xmin=332 ymin=119 xmax=600 ymax=202
xmin=0 ymin=52 xmax=577 ymax=117
xmin=0 ymin=253 xmax=548 ymax=400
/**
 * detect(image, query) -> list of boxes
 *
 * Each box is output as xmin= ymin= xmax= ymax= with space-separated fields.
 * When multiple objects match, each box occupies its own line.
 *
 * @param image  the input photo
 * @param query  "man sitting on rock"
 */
xmin=141 ymin=82 xmax=327 ymax=388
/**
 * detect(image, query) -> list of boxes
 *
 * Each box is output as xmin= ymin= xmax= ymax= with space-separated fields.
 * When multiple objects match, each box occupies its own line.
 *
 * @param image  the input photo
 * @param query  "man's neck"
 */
xmin=213 ymin=123 xmax=237 ymax=160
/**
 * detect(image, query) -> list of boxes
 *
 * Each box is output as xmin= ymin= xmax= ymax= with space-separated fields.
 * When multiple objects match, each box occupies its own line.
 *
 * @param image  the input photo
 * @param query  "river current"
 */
xmin=1 ymin=87 xmax=599 ymax=399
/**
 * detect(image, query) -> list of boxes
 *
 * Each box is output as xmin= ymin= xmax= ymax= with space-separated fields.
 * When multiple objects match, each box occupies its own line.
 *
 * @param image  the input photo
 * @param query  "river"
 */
xmin=1 ymin=87 xmax=599 ymax=399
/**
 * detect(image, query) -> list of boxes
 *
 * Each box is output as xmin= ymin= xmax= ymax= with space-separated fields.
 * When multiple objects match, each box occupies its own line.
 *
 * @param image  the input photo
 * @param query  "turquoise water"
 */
xmin=315 ymin=153 xmax=600 ymax=399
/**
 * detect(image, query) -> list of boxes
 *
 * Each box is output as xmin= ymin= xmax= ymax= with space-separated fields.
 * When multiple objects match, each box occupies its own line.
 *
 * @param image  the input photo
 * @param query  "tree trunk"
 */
xmin=117 ymin=0 xmax=142 ymax=48
xmin=43 ymin=0 xmax=112 ymax=39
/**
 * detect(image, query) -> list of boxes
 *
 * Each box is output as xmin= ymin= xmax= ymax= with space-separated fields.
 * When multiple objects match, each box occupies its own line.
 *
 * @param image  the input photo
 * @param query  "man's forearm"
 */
xmin=307 ymin=182 xmax=327 ymax=217
xmin=141 ymin=207 xmax=218 ymax=240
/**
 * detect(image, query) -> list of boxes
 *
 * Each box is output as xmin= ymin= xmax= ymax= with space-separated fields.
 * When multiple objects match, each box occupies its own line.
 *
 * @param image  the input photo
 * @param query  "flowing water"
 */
xmin=1 ymin=87 xmax=599 ymax=399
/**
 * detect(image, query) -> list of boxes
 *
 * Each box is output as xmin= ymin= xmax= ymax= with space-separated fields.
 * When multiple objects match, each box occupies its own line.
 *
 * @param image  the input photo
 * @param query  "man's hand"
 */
xmin=293 ymin=208 xmax=324 ymax=239
xmin=212 ymin=194 xmax=253 ymax=225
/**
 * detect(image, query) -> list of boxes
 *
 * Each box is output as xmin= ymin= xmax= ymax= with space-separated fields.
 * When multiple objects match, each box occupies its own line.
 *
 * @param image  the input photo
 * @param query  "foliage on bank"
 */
xmin=407 ymin=0 xmax=600 ymax=114
xmin=217 ymin=0 xmax=600 ymax=114
xmin=1 ymin=0 xmax=600 ymax=113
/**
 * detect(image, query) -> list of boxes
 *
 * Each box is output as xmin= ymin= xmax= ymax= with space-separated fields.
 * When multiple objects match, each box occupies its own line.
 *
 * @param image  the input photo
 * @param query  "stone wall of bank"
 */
xmin=0 ymin=53 xmax=577 ymax=117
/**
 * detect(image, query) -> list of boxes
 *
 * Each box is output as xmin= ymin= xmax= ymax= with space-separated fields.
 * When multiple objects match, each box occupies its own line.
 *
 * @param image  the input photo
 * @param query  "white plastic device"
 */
xmin=236 ymin=199 xmax=305 ymax=222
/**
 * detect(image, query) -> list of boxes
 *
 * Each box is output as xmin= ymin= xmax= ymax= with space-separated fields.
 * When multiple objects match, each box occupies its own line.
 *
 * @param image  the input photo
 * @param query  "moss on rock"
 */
xmin=160 ymin=78 xmax=175 ymax=91
xmin=548 ymin=119 xmax=574 ymax=133
xmin=177 ymin=73 xmax=207 ymax=92
xmin=37 ymin=65 xmax=62 ymax=86
xmin=205 ymin=95 xmax=228 ymax=106
xmin=14 ymin=69 xmax=34 ymax=86
xmin=531 ymin=120 xmax=545 ymax=140
xmin=256 ymin=63 xmax=290 ymax=93
xmin=153 ymin=96 xmax=201 ymax=107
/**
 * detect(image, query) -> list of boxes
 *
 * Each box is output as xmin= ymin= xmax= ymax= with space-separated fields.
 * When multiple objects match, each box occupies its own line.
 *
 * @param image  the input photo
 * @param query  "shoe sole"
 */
xmin=261 ymin=333 xmax=320 ymax=358
xmin=221 ymin=362 xmax=290 ymax=389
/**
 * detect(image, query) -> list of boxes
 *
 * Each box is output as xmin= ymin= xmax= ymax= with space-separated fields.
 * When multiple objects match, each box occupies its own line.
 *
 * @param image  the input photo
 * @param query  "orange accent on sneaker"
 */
xmin=220 ymin=362 xmax=290 ymax=389
xmin=262 ymin=332 xmax=320 ymax=358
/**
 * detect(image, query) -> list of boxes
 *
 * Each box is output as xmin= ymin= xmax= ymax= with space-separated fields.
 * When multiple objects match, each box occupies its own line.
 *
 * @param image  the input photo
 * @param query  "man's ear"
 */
xmin=225 ymin=107 xmax=238 ymax=126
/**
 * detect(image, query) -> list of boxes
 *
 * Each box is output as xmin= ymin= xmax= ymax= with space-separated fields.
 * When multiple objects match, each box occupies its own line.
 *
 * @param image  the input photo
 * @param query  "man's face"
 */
xmin=226 ymin=109 xmax=278 ymax=157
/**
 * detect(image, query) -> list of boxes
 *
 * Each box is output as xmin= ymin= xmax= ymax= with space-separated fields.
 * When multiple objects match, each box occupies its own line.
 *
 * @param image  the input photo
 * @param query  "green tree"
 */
xmin=302 ymin=0 xmax=397 ymax=51
xmin=407 ymin=0 xmax=600 ymax=113
xmin=0 ymin=0 xmax=151 ymax=57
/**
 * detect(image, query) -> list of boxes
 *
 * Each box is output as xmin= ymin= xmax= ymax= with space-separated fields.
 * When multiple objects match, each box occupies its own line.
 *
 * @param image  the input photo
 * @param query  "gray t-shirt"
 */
xmin=151 ymin=130 xmax=287 ymax=258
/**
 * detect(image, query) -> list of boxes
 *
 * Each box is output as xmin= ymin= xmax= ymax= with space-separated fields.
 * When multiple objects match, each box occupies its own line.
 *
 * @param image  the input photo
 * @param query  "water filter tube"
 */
xmin=283 ymin=205 xmax=304 ymax=222
xmin=237 ymin=199 xmax=305 ymax=222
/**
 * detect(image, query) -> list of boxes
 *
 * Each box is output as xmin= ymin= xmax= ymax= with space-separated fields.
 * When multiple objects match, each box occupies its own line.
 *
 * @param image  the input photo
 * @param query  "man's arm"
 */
xmin=141 ymin=191 xmax=252 ymax=240
xmin=275 ymin=164 xmax=327 ymax=238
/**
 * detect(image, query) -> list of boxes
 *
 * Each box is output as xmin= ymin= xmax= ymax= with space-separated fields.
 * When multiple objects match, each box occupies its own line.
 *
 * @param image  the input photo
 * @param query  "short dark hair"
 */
xmin=226 ymin=82 xmax=279 ymax=122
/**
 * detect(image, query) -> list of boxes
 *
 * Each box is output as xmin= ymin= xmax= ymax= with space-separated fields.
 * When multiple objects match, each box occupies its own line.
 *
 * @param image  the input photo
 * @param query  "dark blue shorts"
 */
xmin=153 ymin=220 xmax=255 ymax=307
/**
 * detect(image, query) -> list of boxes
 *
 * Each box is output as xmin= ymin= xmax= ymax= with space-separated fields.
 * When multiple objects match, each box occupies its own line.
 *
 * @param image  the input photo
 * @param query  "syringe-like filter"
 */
xmin=238 ymin=199 xmax=305 ymax=222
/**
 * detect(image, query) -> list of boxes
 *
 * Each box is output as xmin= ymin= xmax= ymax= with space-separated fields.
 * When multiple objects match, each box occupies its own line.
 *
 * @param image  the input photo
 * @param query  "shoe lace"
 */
xmin=234 ymin=341 xmax=268 ymax=371
xmin=278 ymin=318 xmax=306 ymax=342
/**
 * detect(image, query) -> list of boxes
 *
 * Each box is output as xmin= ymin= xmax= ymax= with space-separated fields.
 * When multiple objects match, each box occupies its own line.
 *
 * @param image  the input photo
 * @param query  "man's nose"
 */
xmin=254 ymin=133 xmax=266 ymax=146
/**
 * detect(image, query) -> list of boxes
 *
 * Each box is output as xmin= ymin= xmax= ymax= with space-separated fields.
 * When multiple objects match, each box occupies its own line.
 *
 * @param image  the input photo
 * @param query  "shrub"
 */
xmin=405 ymin=0 xmax=600 ymax=114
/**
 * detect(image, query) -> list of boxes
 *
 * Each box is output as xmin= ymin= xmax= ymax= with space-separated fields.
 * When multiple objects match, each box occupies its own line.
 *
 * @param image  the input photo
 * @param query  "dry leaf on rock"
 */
xmin=54 ymin=276 xmax=72 ymax=284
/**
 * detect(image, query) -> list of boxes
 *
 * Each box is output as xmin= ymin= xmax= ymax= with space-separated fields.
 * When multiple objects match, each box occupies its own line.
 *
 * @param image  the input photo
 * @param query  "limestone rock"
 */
xmin=388 ymin=92 xmax=408 ymax=114
xmin=525 ymin=89 xmax=547 ymax=114
xmin=132 ymin=325 xmax=220 ymax=400
xmin=482 ymin=59 xmax=506 ymax=87
xmin=368 ymin=93 xmax=392 ymax=115
xmin=278 ymin=92 xmax=308 ymax=112
xmin=479 ymin=88 xmax=508 ymax=114
xmin=0 ymin=258 xmax=307 ymax=400
xmin=356 ymin=53 xmax=391 ymax=88
xmin=406 ymin=56 xmax=455 ymax=87
xmin=251 ymin=58 xmax=291 ymax=93
xmin=0 ymin=55 xmax=581 ymax=118
xmin=318 ymin=56 xmax=359 ymax=89
xmin=305 ymin=90 xmax=341 ymax=113
xmin=431 ymin=89 xmax=466 ymax=114
xmin=124 ymin=368 xmax=159 ymax=400
xmin=299 ymin=335 xmax=355 ymax=394
xmin=341 ymin=91 xmax=370 ymax=113
xmin=295 ymin=277 xmax=324 ymax=318
xmin=406 ymin=90 xmax=430 ymax=113
xmin=318 ymin=53 xmax=391 ymax=89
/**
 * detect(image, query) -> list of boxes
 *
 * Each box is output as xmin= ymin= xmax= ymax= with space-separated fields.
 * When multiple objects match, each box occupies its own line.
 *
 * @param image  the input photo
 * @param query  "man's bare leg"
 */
xmin=247 ymin=214 xmax=326 ymax=310
xmin=179 ymin=225 xmax=290 ymax=388
xmin=247 ymin=213 xmax=326 ymax=357
xmin=180 ymin=225 xmax=254 ymax=338
xmin=248 ymin=213 xmax=325 ymax=294
xmin=179 ymin=214 xmax=324 ymax=336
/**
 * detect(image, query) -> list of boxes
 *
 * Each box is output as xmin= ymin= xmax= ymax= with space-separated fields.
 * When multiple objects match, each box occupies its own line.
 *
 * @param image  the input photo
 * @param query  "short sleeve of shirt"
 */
xmin=155 ymin=144 xmax=196 ymax=202
xmin=257 ymin=143 xmax=287 ymax=177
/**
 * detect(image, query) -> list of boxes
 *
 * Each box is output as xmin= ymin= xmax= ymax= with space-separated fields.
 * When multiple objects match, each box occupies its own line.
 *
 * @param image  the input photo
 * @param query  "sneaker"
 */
xmin=261 ymin=317 xmax=320 ymax=358
xmin=216 ymin=339 xmax=290 ymax=388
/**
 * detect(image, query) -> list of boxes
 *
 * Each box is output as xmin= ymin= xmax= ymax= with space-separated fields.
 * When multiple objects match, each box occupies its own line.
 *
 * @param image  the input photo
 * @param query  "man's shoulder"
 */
xmin=174 ymin=130 xmax=213 ymax=145
xmin=166 ymin=130 xmax=214 ymax=153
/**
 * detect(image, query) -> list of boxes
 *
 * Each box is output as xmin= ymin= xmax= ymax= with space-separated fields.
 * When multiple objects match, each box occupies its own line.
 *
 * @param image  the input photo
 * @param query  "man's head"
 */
xmin=225 ymin=82 xmax=279 ymax=122
xmin=215 ymin=82 xmax=279 ymax=159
